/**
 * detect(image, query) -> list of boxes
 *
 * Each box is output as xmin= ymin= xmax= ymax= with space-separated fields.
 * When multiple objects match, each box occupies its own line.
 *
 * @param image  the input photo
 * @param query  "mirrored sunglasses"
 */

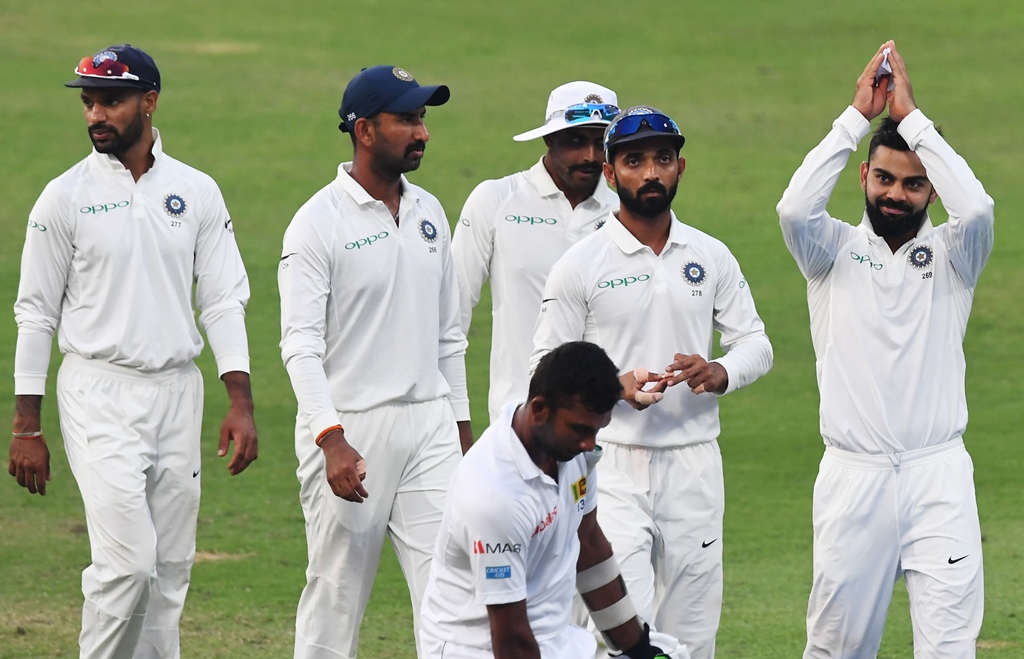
xmin=606 ymin=111 xmax=681 ymax=142
xmin=74 ymin=55 xmax=141 ymax=82
xmin=563 ymin=103 xmax=620 ymax=124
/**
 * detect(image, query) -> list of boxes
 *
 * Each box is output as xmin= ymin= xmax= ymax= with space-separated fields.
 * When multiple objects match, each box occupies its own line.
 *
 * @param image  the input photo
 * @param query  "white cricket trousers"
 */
xmin=593 ymin=440 xmax=724 ymax=659
xmin=56 ymin=354 xmax=204 ymax=659
xmin=293 ymin=398 xmax=461 ymax=659
xmin=804 ymin=438 xmax=984 ymax=659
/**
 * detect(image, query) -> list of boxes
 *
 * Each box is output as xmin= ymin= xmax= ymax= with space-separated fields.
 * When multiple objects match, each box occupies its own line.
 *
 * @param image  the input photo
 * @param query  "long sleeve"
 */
xmin=13 ymin=181 xmax=74 ymax=395
xmin=709 ymin=250 xmax=773 ymax=394
xmin=777 ymin=105 xmax=871 ymax=280
xmin=194 ymin=181 xmax=251 ymax=376
xmin=278 ymin=214 xmax=342 ymax=438
xmin=898 ymin=109 xmax=994 ymax=287
xmin=451 ymin=180 xmax=501 ymax=334
xmin=529 ymin=257 xmax=589 ymax=374
xmin=437 ymin=206 xmax=471 ymax=421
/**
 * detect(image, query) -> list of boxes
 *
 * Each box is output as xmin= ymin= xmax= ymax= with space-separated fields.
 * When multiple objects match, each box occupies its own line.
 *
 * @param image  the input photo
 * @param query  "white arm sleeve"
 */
xmin=278 ymin=214 xmax=342 ymax=437
xmin=710 ymin=250 xmax=773 ymax=395
xmin=897 ymin=109 xmax=995 ymax=287
xmin=13 ymin=181 xmax=74 ymax=395
xmin=777 ymin=105 xmax=871 ymax=280
xmin=529 ymin=257 xmax=589 ymax=375
xmin=437 ymin=207 xmax=471 ymax=421
xmin=451 ymin=180 xmax=502 ymax=334
xmin=194 ymin=180 xmax=251 ymax=376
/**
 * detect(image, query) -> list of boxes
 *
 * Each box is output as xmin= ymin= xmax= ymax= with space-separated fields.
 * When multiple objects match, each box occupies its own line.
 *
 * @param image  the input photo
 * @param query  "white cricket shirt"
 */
xmin=419 ymin=402 xmax=598 ymax=655
xmin=453 ymin=158 xmax=618 ymax=422
xmin=14 ymin=129 xmax=251 ymax=394
xmin=777 ymin=107 xmax=994 ymax=454
xmin=278 ymin=162 xmax=470 ymax=440
xmin=531 ymin=214 xmax=773 ymax=448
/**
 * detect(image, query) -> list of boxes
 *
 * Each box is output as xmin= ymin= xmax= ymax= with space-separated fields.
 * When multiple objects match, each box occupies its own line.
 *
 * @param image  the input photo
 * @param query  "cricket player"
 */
xmin=278 ymin=65 xmax=471 ymax=659
xmin=453 ymin=81 xmax=620 ymax=423
xmin=8 ymin=44 xmax=258 ymax=659
xmin=777 ymin=41 xmax=994 ymax=658
xmin=420 ymin=341 xmax=689 ymax=659
xmin=532 ymin=107 xmax=774 ymax=658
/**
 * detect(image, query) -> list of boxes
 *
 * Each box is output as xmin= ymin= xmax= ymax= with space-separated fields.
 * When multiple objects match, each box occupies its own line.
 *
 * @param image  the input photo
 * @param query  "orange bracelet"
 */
xmin=315 ymin=424 xmax=344 ymax=447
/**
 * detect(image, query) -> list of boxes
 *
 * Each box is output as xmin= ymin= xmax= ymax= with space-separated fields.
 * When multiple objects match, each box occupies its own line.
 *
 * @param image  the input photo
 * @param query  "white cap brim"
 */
xmin=512 ymin=117 xmax=612 ymax=142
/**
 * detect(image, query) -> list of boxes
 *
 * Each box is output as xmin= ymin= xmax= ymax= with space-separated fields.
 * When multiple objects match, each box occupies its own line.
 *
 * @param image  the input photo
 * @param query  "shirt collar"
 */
xmin=525 ymin=157 xmax=618 ymax=209
xmin=500 ymin=401 xmax=551 ymax=484
xmin=334 ymin=161 xmax=420 ymax=208
xmin=88 ymin=127 xmax=165 ymax=172
xmin=603 ymin=211 xmax=689 ymax=254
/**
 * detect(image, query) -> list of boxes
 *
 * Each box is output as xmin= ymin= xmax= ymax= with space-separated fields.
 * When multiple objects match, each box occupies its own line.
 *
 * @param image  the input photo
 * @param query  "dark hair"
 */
xmin=529 ymin=341 xmax=622 ymax=414
xmin=868 ymin=115 xmax=943 ymax=161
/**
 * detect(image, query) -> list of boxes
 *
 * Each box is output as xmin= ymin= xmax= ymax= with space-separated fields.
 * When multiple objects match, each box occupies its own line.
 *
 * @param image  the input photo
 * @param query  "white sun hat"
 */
xmin=512 ymin=81 xmax=619 ymax=142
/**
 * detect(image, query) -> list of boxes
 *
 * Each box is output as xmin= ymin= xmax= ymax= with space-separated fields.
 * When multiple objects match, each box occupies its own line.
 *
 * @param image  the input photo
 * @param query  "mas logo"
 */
xmin=473 ymin=540 xmax=522 ymax=554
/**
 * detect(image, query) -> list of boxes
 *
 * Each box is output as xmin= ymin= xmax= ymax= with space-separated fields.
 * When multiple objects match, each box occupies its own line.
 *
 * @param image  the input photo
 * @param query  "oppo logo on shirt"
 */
xmin=505 ymin=215 xmax=557 ymax=225
xmin=80 ymin=200 xmax=130 ymax=214
xmin=345 ymin=231 xmax=390 ymax=250
xmin=27 ymin=220 xmax=47 ymax=232
xmin=598 ymin=274 xmax=651 ymax=289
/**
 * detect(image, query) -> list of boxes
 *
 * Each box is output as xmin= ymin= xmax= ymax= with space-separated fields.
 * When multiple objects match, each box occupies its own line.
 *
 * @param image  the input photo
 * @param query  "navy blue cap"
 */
xmin=338 ymin=65 xmax=449 ymax=133
xmin=66 ymin=44 xmax=161 ymax=93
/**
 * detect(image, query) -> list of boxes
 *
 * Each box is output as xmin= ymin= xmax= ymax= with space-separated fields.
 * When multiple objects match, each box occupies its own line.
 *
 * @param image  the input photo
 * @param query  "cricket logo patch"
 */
xmin=908 ymin=245 xmax=933 ymax=270
xmin=419 ymin=219 xmax=439 ymax=243
xmin=163 ymin=194 xmax=187 ymax=218
xmin=584 ymin=93 xmax=604 ymax=104
xmin=392 ymin=67 xmax=413 ymax=82
xmin=681 ymin=261 xmax=706 ymax=286
xmin=92 ymin=50 xmax=118 ymax=68
xmin=571 ymin=476 xmax=587 ymax=503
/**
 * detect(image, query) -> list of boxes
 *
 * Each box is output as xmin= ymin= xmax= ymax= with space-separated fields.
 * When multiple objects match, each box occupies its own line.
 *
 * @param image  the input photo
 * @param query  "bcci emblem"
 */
xmin=584 ymin=93 xmax=604 ymax=104
xmin=682 ymin=261 xmax=706 ymax=286
xmin=908 ymin=245 xmax=933 ymax=270
xmin=392 ymin=67 xmax=413 ymax=82
xmin=163 ymin=194 xmax=187 ymax=218
xmin=93 ymin=50 xmax=117 ymax=67
xmin=419 ymin=219 xmax=438 ymax=243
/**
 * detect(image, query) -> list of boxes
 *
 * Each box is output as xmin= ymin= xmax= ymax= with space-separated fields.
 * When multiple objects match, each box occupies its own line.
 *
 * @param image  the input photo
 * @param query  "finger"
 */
xmin=693 ymin=383 xmax=707 ymax=395
xmin=634 ymin=391 xmax=664 ymax=406
xmin=218 ymin=424 xmax=230 ymax=458
xmin=35 ymin=468 xmax=46 ymax=496
xmin=632 ymin=368 xmax=649 ymax=384
xmin=8 ymin=459 xmax=15 ymax=477
xmin=356 ymin=459 xmax=367 ymax=479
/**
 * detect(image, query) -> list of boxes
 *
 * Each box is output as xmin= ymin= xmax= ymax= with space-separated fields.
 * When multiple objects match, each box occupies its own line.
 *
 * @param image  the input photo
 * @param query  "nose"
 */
xmin=580 ymin=434 xmax=597 ymax=453
xmin=886 ymin=183 xmax=908 ymax=202
xmin=414 ymin=119 xmax=429 ymax=143
xmin=582 ymin=140 xmax=602 ymax=164
xmin=642 ymin=159 xmax=659 ymax=181
xmin=85 ymin=104 xmax=106 ymax=125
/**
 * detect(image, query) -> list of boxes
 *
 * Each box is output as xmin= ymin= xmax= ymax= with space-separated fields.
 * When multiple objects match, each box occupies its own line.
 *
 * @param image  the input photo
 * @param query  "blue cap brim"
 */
xmin=381 ymin=84 xmax=450 ymax=113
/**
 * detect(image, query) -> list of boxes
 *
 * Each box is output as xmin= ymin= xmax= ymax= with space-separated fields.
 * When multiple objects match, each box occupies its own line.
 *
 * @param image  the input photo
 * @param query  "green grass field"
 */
xmin=2 ymin=1 xmax=1022 ymax=657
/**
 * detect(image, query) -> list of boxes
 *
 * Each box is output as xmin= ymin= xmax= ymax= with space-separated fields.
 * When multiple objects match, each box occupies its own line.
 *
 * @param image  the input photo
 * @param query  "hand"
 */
xmin=620 ymin=368 xmax=670 ymax=411
xmin=884 ymin=42 xmax=918 ymax=122
xmin=320 ymin=430 xmax=369 ymax=503
xmin=852 ymin=41 xmax=893 ymax=121
xmin=457 ymin=420 xmax=474 ymax=455
xmin=664 ymin=353 xmax=728 ymax=395
xmin=219 ymin=406 xmax=258 ymax=475
xmin=8 ymin=435 xmax=51 ymax=496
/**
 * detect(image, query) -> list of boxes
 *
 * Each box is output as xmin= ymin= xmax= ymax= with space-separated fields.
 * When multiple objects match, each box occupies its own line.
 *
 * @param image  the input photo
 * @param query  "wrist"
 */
xmin=316 ymin=425 xmax=346 ymax=448
xmin=12 ymin=430 xmax=43 ymax=440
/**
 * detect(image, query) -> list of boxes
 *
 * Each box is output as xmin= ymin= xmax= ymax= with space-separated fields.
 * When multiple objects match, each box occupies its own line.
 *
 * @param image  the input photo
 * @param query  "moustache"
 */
xmin=878 ymin=200 xmax=913 ymax=213
xmin=405 ymin=141 xmax=426 ymax=157
xmin=89 ymin=123 xmax=116 ymax=136
xmin=571 ymin=164 xmax=602 ymax=175
xmin=637 ymin=182 xmax=668 ymax=196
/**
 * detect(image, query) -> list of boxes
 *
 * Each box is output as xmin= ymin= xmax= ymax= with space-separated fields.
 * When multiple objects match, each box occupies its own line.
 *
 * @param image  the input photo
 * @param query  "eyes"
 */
xmin=622 ymin=153 xmax=676 ymax=167
xmin=874 ymin=172 xmax=927 ymax=190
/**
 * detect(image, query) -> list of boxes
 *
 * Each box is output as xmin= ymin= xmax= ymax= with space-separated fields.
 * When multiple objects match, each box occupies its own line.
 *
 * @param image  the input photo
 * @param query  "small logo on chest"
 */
xmin=682 ymin=261 xmax=707 ymax=286
xmin=908 ymin=245 xmax=933 ymax=270
xmin=163 ymin=194 xmax=187 ymax=218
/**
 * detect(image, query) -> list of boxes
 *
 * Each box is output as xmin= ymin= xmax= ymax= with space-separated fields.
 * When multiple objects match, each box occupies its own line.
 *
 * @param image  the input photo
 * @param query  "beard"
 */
xmin=864 ymin=193 xmax=928 ymax=239
xmin=616 ymin=178 xmax=678 ymax=219
xmin=376 ymin=139 xmax=427 ymax=176
xmin=89 ymin=109 xmax=146 ymax=156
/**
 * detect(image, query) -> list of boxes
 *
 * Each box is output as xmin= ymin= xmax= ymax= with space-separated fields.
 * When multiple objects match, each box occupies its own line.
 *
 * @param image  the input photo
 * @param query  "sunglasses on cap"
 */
xmin=74 ymin=55 xmax=141 ymax=82
xmin=563 ymin=103 xmax=620 ymax=124
xmin=606 ymin=111 xmax=682 ymax=144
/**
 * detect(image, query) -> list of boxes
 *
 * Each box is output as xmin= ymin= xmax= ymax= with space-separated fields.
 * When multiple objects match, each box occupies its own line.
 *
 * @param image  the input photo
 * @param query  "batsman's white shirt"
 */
xmin=14 ymin=128 xmax=251 ymax=393
xmin=777 ymin=107 xmax=995 ymax=454
xmin=279 ymin=162 xmax=469 ymax=438
xmin=419 ymin=402 xmax=599 ymax=658
xmin=453 ymin=159 xmax=618 ymax=422
xmin=531 ymin=214 xmax=772 ymax=447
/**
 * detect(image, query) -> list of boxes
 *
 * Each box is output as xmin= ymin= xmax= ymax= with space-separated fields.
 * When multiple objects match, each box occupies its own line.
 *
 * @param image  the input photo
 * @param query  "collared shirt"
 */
xmin=777 ymin=107 xmax=994 ymax=454
xmin=453 ymin=158 xmax=618 ymax=422
xmin=14 ymin=129 xmax=250 ymax=394
xmin=278 ymin=162 xmax=469 ymax=439
xmin=531 ymin=214 xmax=773 ymax=448
xmin=419 ymin=402 xmax=599 ymax=654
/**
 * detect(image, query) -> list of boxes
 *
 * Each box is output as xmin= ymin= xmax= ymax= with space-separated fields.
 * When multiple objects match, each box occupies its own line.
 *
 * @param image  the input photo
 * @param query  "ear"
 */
xmin=676 ymin=156 xmax=686 ymax=182
xmin=927 ymin=184 xmax=938 ymax=205
xmin=528 ymin=396 xmax=551 ymax=425
xmin=603 ymin=161 xmax=616 ymax=188
xmin=353 ymin=117 xmax=376 ymax=148
xmin=142 ymin=90 xmax=159 ymax=116
xmin=543 ymin=135 xmax=554 ymax=149
xmin=859 ymin=161 xmax=869 ymax=192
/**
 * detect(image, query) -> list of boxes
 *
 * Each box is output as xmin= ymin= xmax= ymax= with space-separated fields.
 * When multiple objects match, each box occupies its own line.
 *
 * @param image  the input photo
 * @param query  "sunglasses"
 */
xmin=607 ymin=111 xmax=681 ymax=141
xmin=74 ymin=55 xmax=141 ymax=82
xmin=563 ymin=103 xmax=620 ymax=124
